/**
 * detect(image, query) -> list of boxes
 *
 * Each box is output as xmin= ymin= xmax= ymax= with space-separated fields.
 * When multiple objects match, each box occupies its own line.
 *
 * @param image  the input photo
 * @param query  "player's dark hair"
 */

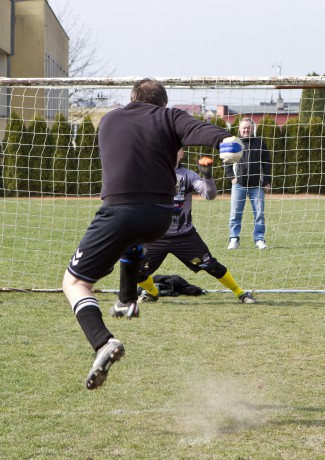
xmin=131 ymin=78 xmax=168 ymax=107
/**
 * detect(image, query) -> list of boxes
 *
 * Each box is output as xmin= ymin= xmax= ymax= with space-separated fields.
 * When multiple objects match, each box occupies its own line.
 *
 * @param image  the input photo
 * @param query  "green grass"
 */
xmin=1 ymin=291 xmax=325 ymax=459
xmin=0 ymin=196 xmax=324 ymax=457
xmin=0 ymin=195 xmax=325 ymax=291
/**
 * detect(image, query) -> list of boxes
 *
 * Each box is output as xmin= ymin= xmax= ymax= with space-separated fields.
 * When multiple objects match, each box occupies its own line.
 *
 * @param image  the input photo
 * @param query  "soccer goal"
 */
xmin=0 ymin=76 xmax=324 ymax=293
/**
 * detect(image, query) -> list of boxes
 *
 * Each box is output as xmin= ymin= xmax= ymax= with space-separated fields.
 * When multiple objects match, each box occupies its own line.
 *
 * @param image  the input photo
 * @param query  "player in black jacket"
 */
xmin=224 ymin=118 xmax=271 ymax=250
xmin=62 ymin=78 xmax=244 ymax=390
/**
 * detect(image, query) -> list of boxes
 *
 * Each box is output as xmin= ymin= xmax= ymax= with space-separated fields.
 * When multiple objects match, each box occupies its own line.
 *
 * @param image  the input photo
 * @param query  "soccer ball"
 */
xmin=219 ymin=136 xmax=244 ymax=164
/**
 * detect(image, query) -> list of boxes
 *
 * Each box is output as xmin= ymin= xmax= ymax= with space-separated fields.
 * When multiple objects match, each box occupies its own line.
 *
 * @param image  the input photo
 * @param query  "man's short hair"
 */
xmin=130 ymin=78 xmax=168 ymax=107
xmin=240 ymin=117 xmax=254 ymax=126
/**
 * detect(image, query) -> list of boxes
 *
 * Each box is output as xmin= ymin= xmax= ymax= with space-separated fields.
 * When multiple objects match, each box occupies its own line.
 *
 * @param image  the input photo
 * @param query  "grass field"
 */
xmin=1 ymin=290 xmax=324 ymax=459
xmin=1 ymin=195 xmax=324 ymax=458
xmin=1 ymin=195 xmax=325 ymax=291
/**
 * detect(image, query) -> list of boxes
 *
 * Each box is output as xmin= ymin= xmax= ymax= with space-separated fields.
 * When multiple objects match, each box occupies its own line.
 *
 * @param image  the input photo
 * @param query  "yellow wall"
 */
xmin=0 ymin=0 xmax=12 ymax=55
xmin=45 ymin=3 xmax=69 ymax=74
xmin=12 ymin=1 xmax=45 ymax=78
xmin=11 ymin=0 xmax=68 ymax=78
xmin=9 ymin=0 xmax=69 ymax=122
xmin=11 ymin=0 xmax=46 ymax=119
xmin=0 ymin=0 xmax=12 ymax=137
xmin=0 ymin=1 xmax=69 ymax=139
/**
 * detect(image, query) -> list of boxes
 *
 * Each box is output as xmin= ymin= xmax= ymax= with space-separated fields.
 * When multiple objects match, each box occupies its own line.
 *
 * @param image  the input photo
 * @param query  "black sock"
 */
xmin=119 ymin=260 xmax=141 ymax=303
xmin=73 ymin=297 xmax=113 ymax=351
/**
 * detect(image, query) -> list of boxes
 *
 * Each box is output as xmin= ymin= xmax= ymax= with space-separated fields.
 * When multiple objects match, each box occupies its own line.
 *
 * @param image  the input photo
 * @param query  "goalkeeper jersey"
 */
xmin=165 ymin=164 xmax=217 ymax=237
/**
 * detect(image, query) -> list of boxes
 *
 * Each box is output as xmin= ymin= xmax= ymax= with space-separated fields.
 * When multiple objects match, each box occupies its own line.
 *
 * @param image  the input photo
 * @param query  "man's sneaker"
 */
xmin=239 ymin=292 xmax=257 ymax=304
xmin=255 ymin=240 xmax=267 ymax=249
xmin=86 ymin=338 xmax=125 ymax=390
xmin=138 ymin=289 xmax=159 ymax=303
xmin=228 ymin=238 xmax=240 ymax=250
xmin=110 ymin=300 xmax=140 ymax=319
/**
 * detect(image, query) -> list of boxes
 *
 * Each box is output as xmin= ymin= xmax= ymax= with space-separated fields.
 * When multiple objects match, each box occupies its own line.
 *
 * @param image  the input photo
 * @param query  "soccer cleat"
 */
xmin=228 ymin=238 xmax=240 ymax=250
xmin=239 ymin=292 xmax=257 ymax=304
xmin=86 ymin=338 xmax=125 ymax=390
xmin=138 ymin=289 xmax=159 ymax=303
xmin=110 ymin=300 xmax=140 ymax=319
xmin=255 ymin=240 xmax=267 ymax=249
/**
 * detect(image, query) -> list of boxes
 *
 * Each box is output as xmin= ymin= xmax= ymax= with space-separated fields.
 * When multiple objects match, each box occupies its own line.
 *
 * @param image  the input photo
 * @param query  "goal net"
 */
xmin=0 ymin=76 xmax=324 ymax=293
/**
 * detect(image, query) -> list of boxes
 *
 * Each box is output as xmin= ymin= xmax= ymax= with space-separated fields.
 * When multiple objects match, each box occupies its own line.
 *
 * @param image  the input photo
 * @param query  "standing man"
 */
xmin=62 ymin=78 xmax=244 ymax=390
xmin=224 ymin=118 xmax=271 ymax=250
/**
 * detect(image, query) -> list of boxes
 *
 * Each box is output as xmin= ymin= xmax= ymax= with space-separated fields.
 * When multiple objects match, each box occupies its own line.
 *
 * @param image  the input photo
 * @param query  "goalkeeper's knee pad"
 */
xmin=205 ymin=259 xmax=227 ymax=279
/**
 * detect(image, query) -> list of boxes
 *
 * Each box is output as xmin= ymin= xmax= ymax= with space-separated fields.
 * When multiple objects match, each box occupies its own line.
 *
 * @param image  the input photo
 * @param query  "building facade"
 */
xmin=0 ymin=0 xmax=69 ymax=137
xmin=216 ymin=96 xmax=300 ymax=128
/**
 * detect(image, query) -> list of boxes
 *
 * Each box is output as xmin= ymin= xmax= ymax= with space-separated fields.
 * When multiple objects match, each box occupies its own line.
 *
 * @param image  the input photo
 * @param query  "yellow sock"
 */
xmin=218 ymin=270 xmax=244 ymax=297
xmin=138 ymin=276 xmax=159 ymax=297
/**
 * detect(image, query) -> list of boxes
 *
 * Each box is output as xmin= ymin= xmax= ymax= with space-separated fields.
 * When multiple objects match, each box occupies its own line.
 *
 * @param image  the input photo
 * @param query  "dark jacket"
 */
xmin=224 ymin=137 xmax=271 ymax=187
xmin=99 ymin=102 xmax=231 ymax=205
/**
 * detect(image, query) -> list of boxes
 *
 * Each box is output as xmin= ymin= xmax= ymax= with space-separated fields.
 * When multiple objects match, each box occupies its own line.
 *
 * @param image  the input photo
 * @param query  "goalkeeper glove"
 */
xmin=198 ymin=156 xmax=213 ymax=179
xmin=219 ymin=136 xmax=244 ymax=164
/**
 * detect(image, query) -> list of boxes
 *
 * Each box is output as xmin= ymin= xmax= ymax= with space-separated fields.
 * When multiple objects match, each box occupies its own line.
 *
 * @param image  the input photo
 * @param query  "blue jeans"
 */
xmin=229 ymin=183 xmax=265 ymax=241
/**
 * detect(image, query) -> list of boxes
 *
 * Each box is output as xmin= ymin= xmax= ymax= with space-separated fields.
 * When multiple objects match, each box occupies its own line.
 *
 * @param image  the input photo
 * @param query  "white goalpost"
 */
xmin=0 ymin=76 xmax=324 ymax=293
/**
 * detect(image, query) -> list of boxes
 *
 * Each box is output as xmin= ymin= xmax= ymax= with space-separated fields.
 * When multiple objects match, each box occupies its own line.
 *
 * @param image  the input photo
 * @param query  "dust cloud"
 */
xmin=174 ymin=375 xmax=269 ymax=438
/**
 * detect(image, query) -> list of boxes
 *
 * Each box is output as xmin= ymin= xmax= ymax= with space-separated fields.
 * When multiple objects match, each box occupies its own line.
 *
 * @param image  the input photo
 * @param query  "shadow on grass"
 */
xmin=243 ymin=403 xmax=325 ymax=427
xmin=161 ymin=294 xmax=325 ymax=308
xmin=269 ymin=418 xmax=325 ymax=427
xmin=246 ymin=402 xmax=325 ymax=412
xmin=252 ymin=300 xmax=324 ymax=308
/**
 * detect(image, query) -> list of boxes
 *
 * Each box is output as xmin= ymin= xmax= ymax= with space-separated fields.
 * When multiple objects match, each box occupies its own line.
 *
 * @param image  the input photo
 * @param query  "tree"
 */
xmin=50 ymin=113 xmax=73 ymax=195
xmin=75 ymin=114 xmax=101 ymax=196
xmin=256 ymin=116 xmax=283 ymax=193
xmin=2 ymin=111 xmax=31 ymax=196
xmin=53 ymin=1 xmax=111 ymax=78
xmin=300 ymin=72 xmax=325 ymax=124
xmin=305 ymin=116 xmax=325 ymax=193
xmin=229 ymin=115 xmax=242 ymax=136
xmin=28 ymin=115 xmax=54 ymax=195
xmin=280 ymin=117 xmax=307 ymax=193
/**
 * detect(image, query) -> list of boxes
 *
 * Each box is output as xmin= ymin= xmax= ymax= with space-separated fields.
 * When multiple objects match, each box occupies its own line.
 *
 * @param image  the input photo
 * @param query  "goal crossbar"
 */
xmin=1 ymin=75 xmax=325 ymax=89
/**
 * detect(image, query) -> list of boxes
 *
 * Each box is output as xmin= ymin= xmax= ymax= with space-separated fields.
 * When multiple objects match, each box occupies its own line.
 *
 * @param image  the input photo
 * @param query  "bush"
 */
xmin=2 ymin=111 xmax=31 ymax=196
xmin=75 ymin=114 xmax=101 ymax=196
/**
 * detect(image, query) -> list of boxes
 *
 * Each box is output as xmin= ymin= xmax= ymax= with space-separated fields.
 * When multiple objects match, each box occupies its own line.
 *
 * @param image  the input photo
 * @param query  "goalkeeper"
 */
xmin=117 ymin=149 xmax=256 ymax=307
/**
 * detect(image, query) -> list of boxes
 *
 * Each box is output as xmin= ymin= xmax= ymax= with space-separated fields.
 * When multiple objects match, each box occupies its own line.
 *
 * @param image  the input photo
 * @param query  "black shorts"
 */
xmin=139 ymin=230 xmax=223 ymax=279
xmin=68 ymin=204 xmax=173 ymax=283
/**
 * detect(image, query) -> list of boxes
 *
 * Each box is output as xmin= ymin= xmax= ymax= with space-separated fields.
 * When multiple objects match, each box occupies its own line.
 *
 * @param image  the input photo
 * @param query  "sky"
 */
xmin=48 ymin=0 xmax=324 ymax=79
xmin=47 ymin=0 xmax=325 ymax=107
